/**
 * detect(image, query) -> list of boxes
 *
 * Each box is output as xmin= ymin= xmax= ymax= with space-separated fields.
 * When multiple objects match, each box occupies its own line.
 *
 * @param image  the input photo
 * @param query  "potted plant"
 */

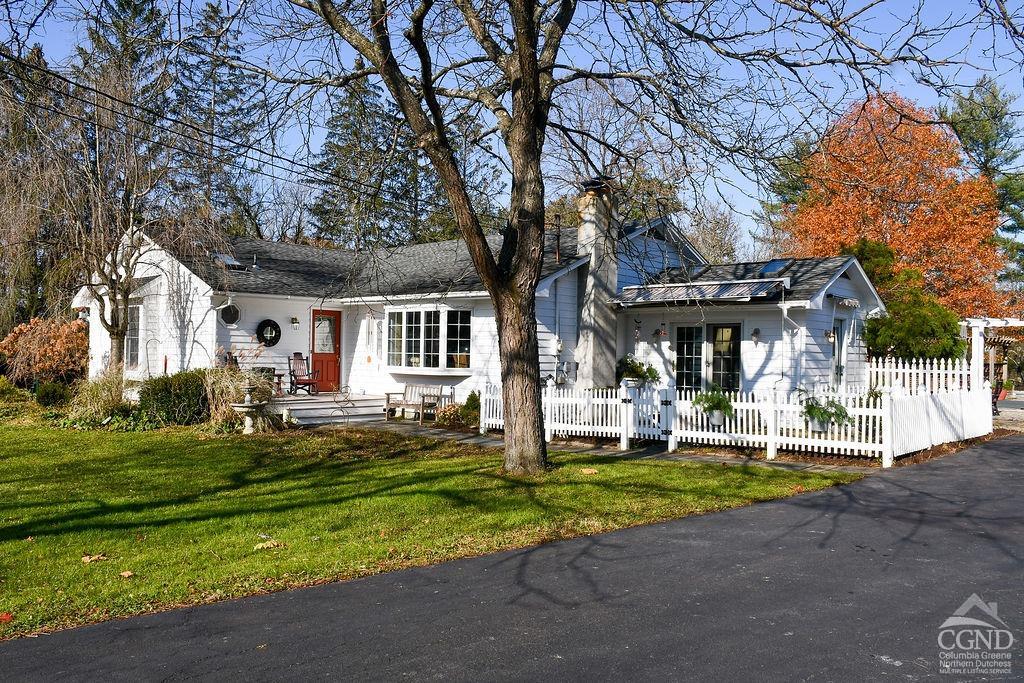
xmin=801 ymin=394 xmax=852 ymax=433
xmin=615 ymin=354 xmax=660 ymax=387
xmin=692 ymin=383 xmax=734 ymax=427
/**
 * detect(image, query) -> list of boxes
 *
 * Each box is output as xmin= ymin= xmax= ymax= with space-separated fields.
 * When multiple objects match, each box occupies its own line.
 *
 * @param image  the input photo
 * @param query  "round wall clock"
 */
xmin=256 ymin=319 xmax=282 ymax=347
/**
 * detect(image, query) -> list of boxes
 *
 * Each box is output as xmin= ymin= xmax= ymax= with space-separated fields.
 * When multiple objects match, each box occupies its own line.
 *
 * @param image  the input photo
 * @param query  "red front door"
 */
xmin=311 ymin=309 xmax=342 ymax=392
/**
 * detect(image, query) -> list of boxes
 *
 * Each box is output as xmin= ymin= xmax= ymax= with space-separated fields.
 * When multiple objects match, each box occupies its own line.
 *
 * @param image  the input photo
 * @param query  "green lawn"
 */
xmin=0 ymin=407 xmax=861 ymax=638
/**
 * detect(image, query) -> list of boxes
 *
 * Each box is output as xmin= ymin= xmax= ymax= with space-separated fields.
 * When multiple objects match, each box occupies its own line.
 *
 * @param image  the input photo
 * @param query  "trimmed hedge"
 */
xmin=139 ymin=370 xmax=210 ymax=425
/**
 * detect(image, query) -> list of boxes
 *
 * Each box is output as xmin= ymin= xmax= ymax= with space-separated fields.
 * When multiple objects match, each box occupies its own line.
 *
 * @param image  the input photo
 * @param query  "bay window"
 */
xmin=387 ymin=308 xmax=471 ymax=370
xmin=446 ymin=310 xmax=471 ymax=369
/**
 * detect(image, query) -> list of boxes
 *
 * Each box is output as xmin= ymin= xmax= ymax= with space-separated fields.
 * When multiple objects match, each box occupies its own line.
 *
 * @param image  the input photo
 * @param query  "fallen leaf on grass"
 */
xmin=119 ymin=571 xmax=135 ymax=579
xmin=791 ymin=484 xmax=806 ymax=493
xmin=580 ymin=468 xmax=598 ymax=475
xmin=253 ymin=540 xmax=284 ymax=551
xmin=0 ymin=612 xmax=12 ymax=624
xmin=81 ymin=554 xmax=107 ymax=564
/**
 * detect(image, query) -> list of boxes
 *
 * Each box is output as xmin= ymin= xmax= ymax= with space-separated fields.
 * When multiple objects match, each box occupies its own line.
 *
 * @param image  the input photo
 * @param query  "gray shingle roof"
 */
xmin=155 ymin=215 xmax=707 ymax=301
xmin=635 ymin=256 xmax=854 ymax=305
xmin=161 ymin=229 xmax=585 ymax=299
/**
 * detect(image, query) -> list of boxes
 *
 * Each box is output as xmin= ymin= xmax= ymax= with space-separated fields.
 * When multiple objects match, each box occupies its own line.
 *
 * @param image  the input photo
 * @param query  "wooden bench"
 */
xmin=385 ymin=384 xmax=454 ymax=425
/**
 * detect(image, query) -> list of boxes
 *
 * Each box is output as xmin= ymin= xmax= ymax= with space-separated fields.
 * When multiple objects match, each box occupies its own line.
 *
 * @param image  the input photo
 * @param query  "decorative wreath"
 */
xmin=256 ymin=319 xmax=282 ymax=347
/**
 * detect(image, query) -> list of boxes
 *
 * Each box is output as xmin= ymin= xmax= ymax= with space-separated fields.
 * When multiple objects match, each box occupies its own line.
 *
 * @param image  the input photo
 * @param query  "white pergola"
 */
xmin=963 ymin=318 xmax=1024 ymax=386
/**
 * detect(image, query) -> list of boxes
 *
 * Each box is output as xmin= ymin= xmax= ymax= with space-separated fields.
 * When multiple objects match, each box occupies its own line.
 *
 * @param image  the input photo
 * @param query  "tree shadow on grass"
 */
xmin=0 ymin=444 xmax=825 ymax=546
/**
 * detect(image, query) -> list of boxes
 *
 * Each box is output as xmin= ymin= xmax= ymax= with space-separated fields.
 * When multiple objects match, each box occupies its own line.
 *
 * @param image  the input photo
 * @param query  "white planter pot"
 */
xmin=708 ymin=410 xmax=726 ymax=427
xmin=808 ymin=417 xmax=830 ymax=433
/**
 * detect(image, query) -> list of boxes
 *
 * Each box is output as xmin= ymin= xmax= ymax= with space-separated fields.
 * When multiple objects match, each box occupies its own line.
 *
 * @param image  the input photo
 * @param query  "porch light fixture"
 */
xmin=290 ymin=316 xmax=300 ymax=330
xmin=751 ymin=328 xmax=761 ymax=344
xmin=824 ymin=329 xmax=836 ymax=344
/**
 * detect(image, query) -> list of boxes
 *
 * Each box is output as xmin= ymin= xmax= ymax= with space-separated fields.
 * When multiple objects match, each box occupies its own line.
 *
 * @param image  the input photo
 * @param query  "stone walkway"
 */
xmin=321 ymin=419 xmax=878 ymax=474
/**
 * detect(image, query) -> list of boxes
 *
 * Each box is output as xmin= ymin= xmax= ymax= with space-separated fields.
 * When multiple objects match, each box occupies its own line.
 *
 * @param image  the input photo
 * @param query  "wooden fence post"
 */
xmin=766 ymin=392 xmax=778 ymax=461
xmin=619 ymin=380 xmax=631 ymax=451
xmin=881 ymin=388 xmax=894 ymax=468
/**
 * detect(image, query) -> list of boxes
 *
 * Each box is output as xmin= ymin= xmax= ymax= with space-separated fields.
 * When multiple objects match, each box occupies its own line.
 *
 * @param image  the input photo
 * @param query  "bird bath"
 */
xmin=230 ymin=383 xmax=268 ymax=435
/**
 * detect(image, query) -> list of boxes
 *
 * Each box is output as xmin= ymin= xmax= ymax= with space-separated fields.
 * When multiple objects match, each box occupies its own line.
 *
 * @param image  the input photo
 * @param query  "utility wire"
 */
xmin=0 ymin=50 xmax=506 ymax=221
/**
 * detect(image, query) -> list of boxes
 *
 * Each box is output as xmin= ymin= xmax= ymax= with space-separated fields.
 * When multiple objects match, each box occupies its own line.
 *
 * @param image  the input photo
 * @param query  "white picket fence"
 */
xmin=480 ymin=379 xmax=992 ymax=468
xmin=867 ymin=357 xmax=972 ymax=394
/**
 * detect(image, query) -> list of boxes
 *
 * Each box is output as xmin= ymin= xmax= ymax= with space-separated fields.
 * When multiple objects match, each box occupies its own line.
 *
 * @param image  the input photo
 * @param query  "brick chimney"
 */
xmin=575 ymin=176 xmax=618 ymax=388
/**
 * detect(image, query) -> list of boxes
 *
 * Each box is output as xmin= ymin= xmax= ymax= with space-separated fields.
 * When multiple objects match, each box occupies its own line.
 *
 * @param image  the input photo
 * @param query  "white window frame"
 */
xmin=124 ymin=300 xmax=142 ymax=370
xmin=217 ymin=302 xmax=242 ymax=328
xmin=385 ymin=306 xmax=472 ymax=372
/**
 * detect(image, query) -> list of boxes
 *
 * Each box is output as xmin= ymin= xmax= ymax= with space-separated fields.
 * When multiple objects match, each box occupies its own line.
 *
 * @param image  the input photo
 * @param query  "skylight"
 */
xmin=759 ymin=258 xmax=792 ymax=276
xmin=213 ymin=253 xmax=246 ymax=270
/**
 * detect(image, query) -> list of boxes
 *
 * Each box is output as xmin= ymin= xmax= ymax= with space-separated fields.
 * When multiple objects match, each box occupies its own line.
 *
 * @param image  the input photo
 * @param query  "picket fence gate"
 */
xmin=480 ymin=380 xmax=992 ymax=468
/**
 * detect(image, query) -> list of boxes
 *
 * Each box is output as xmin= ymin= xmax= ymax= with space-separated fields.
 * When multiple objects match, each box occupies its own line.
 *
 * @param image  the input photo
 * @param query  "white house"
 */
xmin=75 ymin=182 xmax=885 ymax=401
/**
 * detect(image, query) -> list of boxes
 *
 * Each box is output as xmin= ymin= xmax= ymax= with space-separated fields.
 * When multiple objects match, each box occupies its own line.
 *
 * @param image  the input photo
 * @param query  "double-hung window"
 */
xmin=124 ymin=302 xmax=141 ymax=369
xmin=387 ymin=308 xmax=471 ymax=370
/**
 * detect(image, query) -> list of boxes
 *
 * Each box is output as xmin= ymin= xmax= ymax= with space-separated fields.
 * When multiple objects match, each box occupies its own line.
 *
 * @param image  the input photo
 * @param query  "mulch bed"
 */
xmin=534 ymin=428 xmax=1020 ymax=469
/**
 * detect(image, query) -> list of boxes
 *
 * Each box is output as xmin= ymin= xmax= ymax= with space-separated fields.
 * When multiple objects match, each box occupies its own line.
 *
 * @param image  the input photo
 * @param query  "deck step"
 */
xmin=292 ymin=413 xmax=384 ymax=427
xmin=273 ymin=405 xmax=384 ymax=419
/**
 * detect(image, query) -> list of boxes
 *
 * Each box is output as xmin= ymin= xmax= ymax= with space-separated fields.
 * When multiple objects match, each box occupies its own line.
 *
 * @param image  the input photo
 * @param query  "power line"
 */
xmin=0 ymin=50 xmax=506 ymax=221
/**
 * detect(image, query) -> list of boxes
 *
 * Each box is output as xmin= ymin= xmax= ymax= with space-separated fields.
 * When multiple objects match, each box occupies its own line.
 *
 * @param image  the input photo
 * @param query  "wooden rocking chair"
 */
xmin=288 ymin=353 xmax=320 ymax=395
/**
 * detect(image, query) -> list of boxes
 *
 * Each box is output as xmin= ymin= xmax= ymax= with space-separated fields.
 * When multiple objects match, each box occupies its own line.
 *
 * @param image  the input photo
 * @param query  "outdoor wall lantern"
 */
xmin=290 ymin=316 xmax=301 ymax=330
xmin=824 ymin=329 xmax=836 ymax=344
xmin=751 ymin=328 xmax=761 ymax=344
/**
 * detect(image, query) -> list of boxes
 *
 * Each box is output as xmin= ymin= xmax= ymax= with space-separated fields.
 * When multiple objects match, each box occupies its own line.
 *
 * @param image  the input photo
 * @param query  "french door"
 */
xmin=708 ymin=323 xmax=741 ymax=391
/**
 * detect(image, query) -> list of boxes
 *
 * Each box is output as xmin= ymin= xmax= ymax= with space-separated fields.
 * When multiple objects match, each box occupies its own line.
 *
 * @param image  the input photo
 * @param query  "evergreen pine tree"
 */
xmin=172 ymin=1 xmax=260 ymax=228
xmin=311 ymin=83 xmax=504 ymax=248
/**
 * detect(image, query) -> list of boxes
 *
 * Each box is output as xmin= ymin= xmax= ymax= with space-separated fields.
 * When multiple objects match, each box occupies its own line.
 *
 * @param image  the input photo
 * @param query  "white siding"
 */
xmin=216 ymin=293 xmax=322 ymax=377
xmin=536 ymin=271 xmax=578 ymax=383
xmin=802 ymin=271 xmax=877 ymax=389
xmin=615 ymin=307 xmax=798 ymax=392
xmin=84 ymin=242 xmax=216 ymax=379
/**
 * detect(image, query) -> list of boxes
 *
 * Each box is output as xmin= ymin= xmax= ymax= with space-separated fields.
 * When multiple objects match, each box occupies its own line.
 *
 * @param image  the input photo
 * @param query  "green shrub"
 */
xmin=460 ymin=390 xmax=480 ymax=426
xmin=139 ymin=370 xmax=210 ymax=425
xmin=0 ymin=375 xmax=25 ymax=401
xmin=67 ymin=367 xmax=126 ymax=425
xmin=35 ymin=381 xmax=72 ymax=407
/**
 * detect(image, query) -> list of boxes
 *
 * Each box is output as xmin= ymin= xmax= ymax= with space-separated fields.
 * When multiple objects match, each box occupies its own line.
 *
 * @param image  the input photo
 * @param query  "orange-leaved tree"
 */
xmin=0 ymin=318 xmax=89 ymax=385
xmin=781 ymin=94 xmax=1005 ymax=316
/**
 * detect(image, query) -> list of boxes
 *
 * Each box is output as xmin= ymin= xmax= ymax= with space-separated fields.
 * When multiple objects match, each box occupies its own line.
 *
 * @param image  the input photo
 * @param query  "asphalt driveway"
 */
xmin=3 ymin=436 xmax=1022 ymax=681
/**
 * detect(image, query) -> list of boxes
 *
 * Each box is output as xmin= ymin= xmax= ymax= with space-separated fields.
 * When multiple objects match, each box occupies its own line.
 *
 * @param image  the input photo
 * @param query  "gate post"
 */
xmin=619 ymin=380 xmax=631 ymax=451
xmin=766 ymin=393 xmax=778 ymax=461
xmin=479 ymin=384 xmax=488 ymax=435
xmin=881 ymin=388 xmax=894 ymax=468
xmin=665 ymin=386 xmax=678 ymax=451
xmin=543 ymin=379 xmax=553 ymax=443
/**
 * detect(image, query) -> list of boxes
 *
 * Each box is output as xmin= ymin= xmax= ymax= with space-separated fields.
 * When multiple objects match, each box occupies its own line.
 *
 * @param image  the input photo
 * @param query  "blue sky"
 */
xmin=10 ymin=1 xmax=1024 ymax=251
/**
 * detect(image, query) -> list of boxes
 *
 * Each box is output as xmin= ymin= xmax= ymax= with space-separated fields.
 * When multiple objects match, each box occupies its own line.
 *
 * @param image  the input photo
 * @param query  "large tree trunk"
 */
xmin=107 ymin=331 xmax=124 ymax=369
xmin=494 ymin=288 xmax=547 ymax=474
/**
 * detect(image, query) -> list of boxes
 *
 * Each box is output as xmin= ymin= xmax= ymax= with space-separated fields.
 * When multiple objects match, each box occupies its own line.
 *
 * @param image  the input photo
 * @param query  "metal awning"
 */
xmin=612 ymin=278 xmax=787 ymax=307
